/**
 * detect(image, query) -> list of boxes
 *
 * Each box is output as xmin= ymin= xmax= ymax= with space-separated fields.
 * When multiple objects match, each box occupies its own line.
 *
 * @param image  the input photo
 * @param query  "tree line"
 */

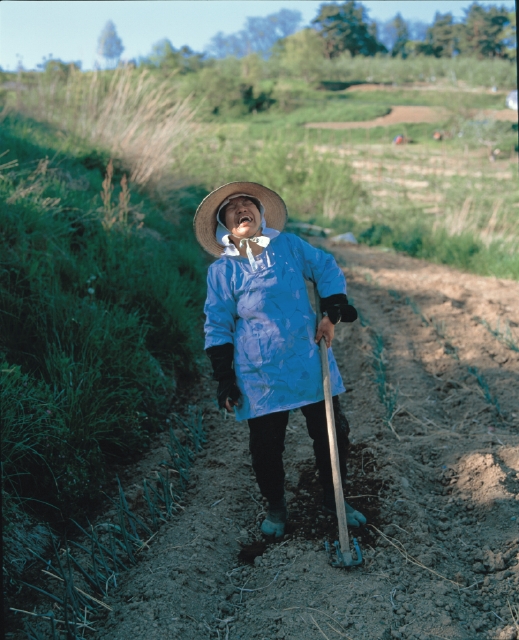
xmin=139 ymin=0 xmax=516 ymax=74
xmin=27 ymin=1 xmax=516 ymax=75
xmin=308 ymin=1 xmax=515 ymax=60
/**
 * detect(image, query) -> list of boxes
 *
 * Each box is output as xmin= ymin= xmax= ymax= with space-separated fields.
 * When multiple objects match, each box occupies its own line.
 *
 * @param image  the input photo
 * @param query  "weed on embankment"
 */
xmin=1 ymin=114 xmax=208 ymax=590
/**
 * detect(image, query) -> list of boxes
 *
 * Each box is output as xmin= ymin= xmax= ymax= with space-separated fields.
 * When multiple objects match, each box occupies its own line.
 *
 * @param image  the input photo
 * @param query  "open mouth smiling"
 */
xmin=238 ymin=215 xmax=253 ymax=225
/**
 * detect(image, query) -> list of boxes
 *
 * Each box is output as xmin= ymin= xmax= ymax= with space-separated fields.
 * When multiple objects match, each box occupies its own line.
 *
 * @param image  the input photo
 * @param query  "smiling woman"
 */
xmin=222 ymin=196 xmax=262 ymax=240
xmin=193 ymin=180 xmax=365 ymax=539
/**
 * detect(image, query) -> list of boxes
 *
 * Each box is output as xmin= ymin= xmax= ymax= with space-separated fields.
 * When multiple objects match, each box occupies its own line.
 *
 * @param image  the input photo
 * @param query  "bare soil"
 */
xmin=304 ymin=105 xmax=516 ymax=129
xmin=12 ymin=242 xmax=519 ymax=640
xmin=344 ymin=84 xmax=509 ymax=95
xmin=305 ymin=106 xmax=449 ymax=129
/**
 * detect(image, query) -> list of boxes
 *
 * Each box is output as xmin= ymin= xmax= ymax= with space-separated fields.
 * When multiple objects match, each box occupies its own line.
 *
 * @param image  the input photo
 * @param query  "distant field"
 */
xmin=2 ymin=70 xmax=518 ymax=281
xmin=186 ymin=80 xmax=518 ymax=279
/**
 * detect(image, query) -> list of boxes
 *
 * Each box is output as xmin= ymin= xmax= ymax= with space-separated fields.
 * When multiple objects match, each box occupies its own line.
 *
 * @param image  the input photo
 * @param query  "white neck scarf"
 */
xmin=215 ymin=195 xmax=280 ymax=271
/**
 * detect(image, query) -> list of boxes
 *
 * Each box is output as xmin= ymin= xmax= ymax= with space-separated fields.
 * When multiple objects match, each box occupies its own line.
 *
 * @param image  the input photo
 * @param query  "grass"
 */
xmin=177 ymin=130 xmax=367 ymax=225
xmin=1 ymin=113 xmax=208 ymax=591
xmin=1 ymin=66 xmax=197 ymax=190
xmin=307 ymin=54 xmax=517 ymax=90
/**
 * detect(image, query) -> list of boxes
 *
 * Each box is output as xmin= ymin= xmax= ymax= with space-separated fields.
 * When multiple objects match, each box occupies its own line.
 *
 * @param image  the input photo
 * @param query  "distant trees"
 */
xmin=389 ymin=14 xmax=410 ymax=58
xmin=412 ymin=4 xmax=512 ymax=59
xmin=208 ymin=8 xmax=302 ymax=58
xmin=97 ymin=21 xmax=124 ymax=69
xmin=500 ymin=10 xmax=517 ymax=57
xmin=93 ymin=0 xmax=514 ymax=83
xmin=311 ymin=1 xmax=386 ymax=58
xmin=309 ymin=1 xmax=513 ymax=60
xmin=36 ymin=55 xmax=82 ymax=77
xmin=415 ymin=12 xmax=462 ymax=58
xmin=140 ymin=38 xmax=205 ymax=73
xmin=461 ymin=2 xmax=511 ymax=58
xmin=275 ymin=29 xmax=325 ymax=82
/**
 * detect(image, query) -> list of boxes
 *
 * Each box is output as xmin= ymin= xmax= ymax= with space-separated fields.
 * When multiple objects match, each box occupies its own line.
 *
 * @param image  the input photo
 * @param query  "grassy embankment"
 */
xmin=0 ymin=69 xmax=210 ymax=589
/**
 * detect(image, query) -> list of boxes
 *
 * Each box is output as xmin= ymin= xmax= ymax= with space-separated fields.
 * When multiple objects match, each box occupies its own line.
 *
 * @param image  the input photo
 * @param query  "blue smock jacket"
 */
xmin=204 ymin=232 xmax=346 ymax=421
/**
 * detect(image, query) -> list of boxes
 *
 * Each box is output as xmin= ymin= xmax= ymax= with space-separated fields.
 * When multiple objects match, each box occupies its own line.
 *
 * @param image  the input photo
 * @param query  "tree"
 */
xmin=209 ymin=31 xmax=249 ymax=58
xmin=312 ymin=1 xmax=385 ymax=58
xmin=36 ymin=56 xmax=81 ymax=79
xmin=408 ymin=20 xmax=428 ymax=42
xmin=140 ymin=39 xmax=205 ymax=74
xmin=276 ymin=28 xmax=325 ymax=82
xmin=416 ymin=12 xmax=462 ymax=57
xmin=97 ymin=20 xmax=124 ymax=69
xmin=207 ymin=9 xmax=302 ymax=59
xmin=378 ymin=13 xmax=410 ymax=57
xmin=146 ymin=39 xmax=180 ymax=70
xmin=460 ymin=2 xmax=511 ymax=58
xmin=500 ymin=11 xmax=516 ymax=58
xmin=390 ymin=14 xmax=410 ymax=58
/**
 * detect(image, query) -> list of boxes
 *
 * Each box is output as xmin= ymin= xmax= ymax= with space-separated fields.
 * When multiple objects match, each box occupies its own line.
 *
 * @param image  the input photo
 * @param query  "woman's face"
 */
xmin=223 ymin=197 xmax=262 ymax=240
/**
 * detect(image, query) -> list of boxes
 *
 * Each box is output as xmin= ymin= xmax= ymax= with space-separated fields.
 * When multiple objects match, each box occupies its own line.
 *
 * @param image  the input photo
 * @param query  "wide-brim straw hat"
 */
xmin=193 ymin=181 xmax=288 ymax=258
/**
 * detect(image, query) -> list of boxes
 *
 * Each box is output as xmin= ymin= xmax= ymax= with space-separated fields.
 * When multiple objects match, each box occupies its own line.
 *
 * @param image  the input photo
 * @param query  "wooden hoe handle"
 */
xmin=314 ymin=283 xmax=352 ymax=561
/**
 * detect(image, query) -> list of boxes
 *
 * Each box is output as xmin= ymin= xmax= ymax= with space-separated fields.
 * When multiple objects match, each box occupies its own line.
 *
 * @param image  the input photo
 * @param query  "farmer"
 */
xmin=194 ymin=182 xmax=366 ymax=538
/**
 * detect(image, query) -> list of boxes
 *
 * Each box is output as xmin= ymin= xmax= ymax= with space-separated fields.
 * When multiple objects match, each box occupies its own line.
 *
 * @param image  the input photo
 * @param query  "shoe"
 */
xmin=260 ymin=498 xmax=287 ymax=538
xmin=323 ymin=489 xmax=367 ymax=527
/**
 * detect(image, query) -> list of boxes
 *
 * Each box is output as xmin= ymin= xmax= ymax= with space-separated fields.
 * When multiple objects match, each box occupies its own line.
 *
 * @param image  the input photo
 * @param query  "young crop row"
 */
xmin=388 ymin=288 xmax=506 ymax=425
xmin=12 ymin=409 xmax=205 ymax=640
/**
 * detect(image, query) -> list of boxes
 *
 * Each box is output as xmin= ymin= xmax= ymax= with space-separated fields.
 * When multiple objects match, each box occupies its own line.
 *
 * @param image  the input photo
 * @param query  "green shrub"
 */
xmin=359 ymin=224 xmax=393 ymax=246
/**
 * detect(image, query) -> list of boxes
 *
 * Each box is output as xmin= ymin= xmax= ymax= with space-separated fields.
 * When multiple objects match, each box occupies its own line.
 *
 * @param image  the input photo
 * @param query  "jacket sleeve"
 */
xmin=286 ymin=233 xmax=347 ymax=299
xmin=204 ymin=262 xmax=237 ymax=350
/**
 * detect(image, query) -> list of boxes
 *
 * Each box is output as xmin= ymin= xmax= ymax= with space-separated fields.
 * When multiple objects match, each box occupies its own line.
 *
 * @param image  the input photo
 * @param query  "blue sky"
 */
xmin=0 ymin=1 xmax=515 ymax=71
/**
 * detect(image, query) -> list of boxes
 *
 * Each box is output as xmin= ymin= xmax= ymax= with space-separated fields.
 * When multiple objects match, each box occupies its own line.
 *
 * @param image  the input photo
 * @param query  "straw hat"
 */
xmin=193 ymin=182 xmax=288 ymax=258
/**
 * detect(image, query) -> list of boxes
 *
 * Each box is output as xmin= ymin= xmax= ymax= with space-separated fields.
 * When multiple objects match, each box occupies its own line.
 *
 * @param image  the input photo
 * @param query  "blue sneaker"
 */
xmin=323 ymin=489 xmax=367 ymax=527
xmin=260 ymin=498 xmax=287 ymax=538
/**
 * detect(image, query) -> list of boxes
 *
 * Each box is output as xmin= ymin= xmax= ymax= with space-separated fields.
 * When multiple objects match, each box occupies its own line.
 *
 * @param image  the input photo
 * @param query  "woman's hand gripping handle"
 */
xmin=315 ymin=316 xmax=335 ymax=348
xmin=316 ymin=292 xmax=358 ymax=347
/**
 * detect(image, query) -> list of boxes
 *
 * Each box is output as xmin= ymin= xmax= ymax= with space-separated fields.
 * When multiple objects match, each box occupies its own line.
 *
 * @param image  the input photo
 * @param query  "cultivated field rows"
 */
xmin=68 ymin=241 xmax=519 ymax=640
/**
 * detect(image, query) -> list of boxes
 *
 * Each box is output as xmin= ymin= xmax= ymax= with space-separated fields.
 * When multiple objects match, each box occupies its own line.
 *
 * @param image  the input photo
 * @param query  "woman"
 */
xmin=194 ymin=182 xmax=366 ymax=537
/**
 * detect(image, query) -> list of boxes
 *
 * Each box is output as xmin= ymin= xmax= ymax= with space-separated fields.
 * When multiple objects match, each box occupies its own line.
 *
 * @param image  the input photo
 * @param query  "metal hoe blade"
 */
xmin=325 ymin=539 xmax=363 ymax=567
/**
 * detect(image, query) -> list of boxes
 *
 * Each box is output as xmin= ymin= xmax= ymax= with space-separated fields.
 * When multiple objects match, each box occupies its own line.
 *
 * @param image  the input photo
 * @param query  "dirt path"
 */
xmin=305 ymin=106 xmax=449 ymax=129
xmin=18 ymin=243 xmax=518 ymax=640
xmin=304 ymin=105 xmax=516 ymax=129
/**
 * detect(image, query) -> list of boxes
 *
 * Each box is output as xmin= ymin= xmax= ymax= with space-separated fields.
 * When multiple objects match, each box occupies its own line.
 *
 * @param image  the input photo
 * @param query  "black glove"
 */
xmin=320 ymin=294 xmax=358 ymax=324
xmin=205 ymin=343 xmax=242 ymax=409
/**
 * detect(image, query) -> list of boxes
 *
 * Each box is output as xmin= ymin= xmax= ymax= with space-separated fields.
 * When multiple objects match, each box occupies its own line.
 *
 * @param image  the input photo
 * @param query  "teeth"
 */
xmin=239 ymin=216 xmax=252 ymax=224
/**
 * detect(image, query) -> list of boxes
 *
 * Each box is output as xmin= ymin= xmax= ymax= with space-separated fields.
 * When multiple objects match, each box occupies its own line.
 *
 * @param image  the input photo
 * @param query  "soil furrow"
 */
xmin=26 ymin=242 xmax=519 ymax=640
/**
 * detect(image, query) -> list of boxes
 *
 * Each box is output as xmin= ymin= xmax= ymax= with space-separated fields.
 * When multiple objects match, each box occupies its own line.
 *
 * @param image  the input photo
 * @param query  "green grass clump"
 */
xmin=0 ymin=115 xmax=207 ymax=529
xmin=180 ymin=132 xmax=366 ymax=226
xmin=356 ymin=222 xmax=519 ymax=280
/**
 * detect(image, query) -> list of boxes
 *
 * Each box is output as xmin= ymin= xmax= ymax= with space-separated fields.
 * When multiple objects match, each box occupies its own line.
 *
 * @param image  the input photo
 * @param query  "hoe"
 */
xmin=315 ymin=284 xmax=363 ymax=569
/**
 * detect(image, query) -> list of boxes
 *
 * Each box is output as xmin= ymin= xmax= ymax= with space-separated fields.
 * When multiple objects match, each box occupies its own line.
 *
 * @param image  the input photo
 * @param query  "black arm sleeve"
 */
xmin=205 ymin=343 xmax=242 ymax=409
xmin=320 ymin=294 xmax=358 ymax=324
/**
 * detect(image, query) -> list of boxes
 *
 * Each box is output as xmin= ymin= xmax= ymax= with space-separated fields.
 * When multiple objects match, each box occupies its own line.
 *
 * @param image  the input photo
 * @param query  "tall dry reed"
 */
xmin=8 ymin=65 xmax=198 ymax=188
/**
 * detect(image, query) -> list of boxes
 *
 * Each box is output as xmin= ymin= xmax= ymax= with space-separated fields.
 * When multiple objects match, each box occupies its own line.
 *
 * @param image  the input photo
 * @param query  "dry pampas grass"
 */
xmin=10 ymin=65 xmax=198 ymax=189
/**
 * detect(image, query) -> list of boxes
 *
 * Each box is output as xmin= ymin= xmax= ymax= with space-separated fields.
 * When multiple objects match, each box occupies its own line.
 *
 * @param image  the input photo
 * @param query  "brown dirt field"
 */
xmin=305 ymin=106 xmax=449 ymax=130
xmin=11 ymin=242 xmax=519 ymax=640
xmin=477 ymin=110 xmax=518 ymax=122
xmin=345 ymin=84 xmax=509 ymax=96
xmin=305 ymin=106 xmax=517 ymax=129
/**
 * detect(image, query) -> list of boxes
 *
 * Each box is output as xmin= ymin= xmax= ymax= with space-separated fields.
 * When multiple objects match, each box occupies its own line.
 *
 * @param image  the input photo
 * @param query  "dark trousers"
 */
xmin=248 ymin=396 xmax=350 ymax=504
